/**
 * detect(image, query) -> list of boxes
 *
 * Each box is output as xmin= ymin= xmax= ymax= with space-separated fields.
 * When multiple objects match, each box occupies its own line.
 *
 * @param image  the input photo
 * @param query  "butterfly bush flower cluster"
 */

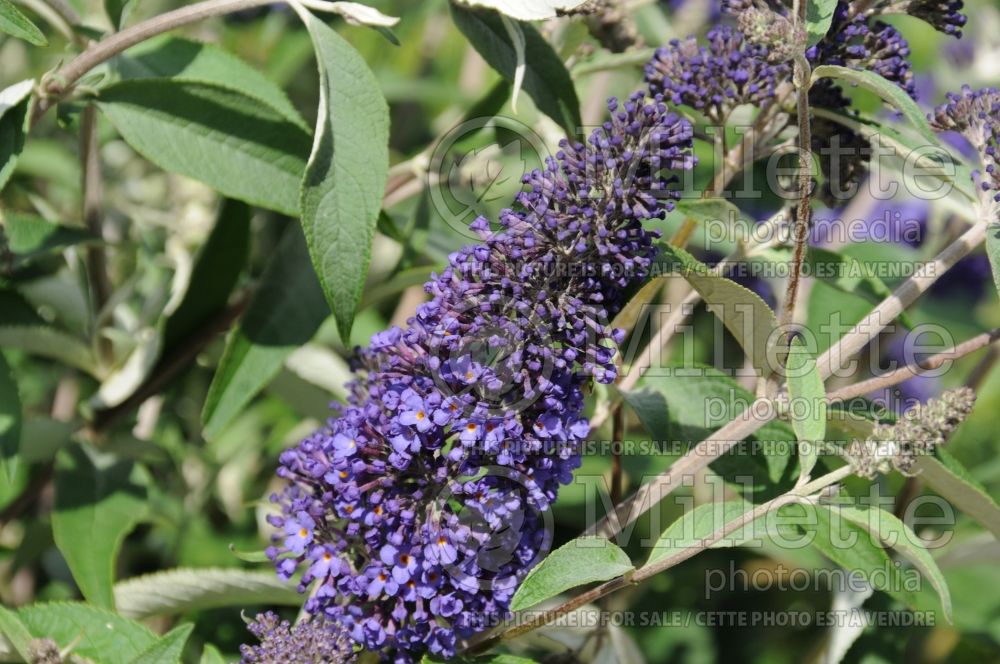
xmin=719 ymin=0 xmax=965 ymax=203
xmin=930 ymin=86 xmax=1000 ymax=219
xmin=241 ymin=612 xmax=357 ymax=663
xmin=843 ymin=387 xmax=976 ymax=478
xmin=644 ymin=25 xmax=790 ymax=123
xmin=263 ymin=92 xmax=694 ymax=661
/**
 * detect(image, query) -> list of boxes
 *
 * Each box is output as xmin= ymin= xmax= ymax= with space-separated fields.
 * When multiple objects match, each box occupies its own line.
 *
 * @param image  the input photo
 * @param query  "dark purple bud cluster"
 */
xmin=806 ymin=1 xmax=915 ymax=203
xmin=806 ymin=1 xmax=915 ymax=98
xmin=241 ymin=612 xmax=357 ymax=663
xmin=930 ymin=86 xmax=1000 ymax=213
xmin=644 ymin=25 xmax=790 ymax=123
xmin=861 ymin=0 xmax=967 ymax=37
xmin=265 ymin=91 xmax=694 ymax=661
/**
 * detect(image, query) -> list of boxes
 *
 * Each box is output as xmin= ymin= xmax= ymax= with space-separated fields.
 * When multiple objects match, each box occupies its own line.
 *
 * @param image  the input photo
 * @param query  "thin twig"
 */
xmin=30 ymin=0 xmax=274 ymax=126
xmin=467 ymin=465 xmax=853 ymax=653
xmin=816 ymin=221 xmax=988 ymax=381
xmin=781 ymin=42 xmax=813 ymax=332
xmin=825 ymin=327 xmax=1000 ymax=404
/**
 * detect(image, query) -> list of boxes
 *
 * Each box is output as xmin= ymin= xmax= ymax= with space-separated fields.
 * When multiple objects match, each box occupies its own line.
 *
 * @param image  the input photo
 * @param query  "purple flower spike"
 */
xmin=266 ymin=90 xmax=694 ymax=662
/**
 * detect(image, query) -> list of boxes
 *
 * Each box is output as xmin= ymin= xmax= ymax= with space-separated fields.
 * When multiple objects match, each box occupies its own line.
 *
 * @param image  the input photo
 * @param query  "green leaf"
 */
xmin=656 ymin=243 xmax=779 ymax=377
xmin=1 ymin=212 xmax=97 ymax=270
xmin=915 ymin=451 xmax=1000 ymax=542
xmin=789 ymin=503 xmax=918 ymax=609
xmin=784 ymin=336 xmax=825 ymax=481
xmin=227 ymin=543 xmax=271 ymax=563
xmin=509 ymin=537 xmax=633 ymax=611
xmin=985 ymin=222 xmax=1000 ymax=300
xmin=162 ymin=199 xmax=250 ymax=350
xmin=0 ymin=0 xmax=45 ymax=45
xmin=202 ymin=227 xmax=328 ymax=439
xmin=826 ymin=502 xmax=952 ymax=621
xmin=0 ymin=605 xmax=32 ymax=661
xmin=293 ymin=5 xmax=390 ymax=341
xmin=803 ymin=246 xmax=914 ymax=329
xmin=17 ymin=602 xmax=156 ymax=664
xmin=806 ymin=0 xmax=838 ymax=45
xmin=629 ymin=366 xmax=794 ymax=497
xmin=645 ymin=500 xmax=753 ymax=566
xmin=811 ymin=106 xmax=976 ymax=204
xmin=0 ymin=79 xmax=33 ymax=192
xmin=673 ymin=197 xmax=745 ymax=225
xmin=127 ymin=623 xmax=194 ymax=664
xmin=116 ymin=36 xmax=307 ymax=130
xmin=0 ymin=325 xmax=99 ymax=375
xmin=0 ymin=289 xmax=98 ymax=375
xmin=810 ymin=65 xmax=936 ymax=146
xmin=114 ymin=568 xmax=301 ymax=619
xmin=52 ymin=445 xmax=149 ymax=609
xmin=200 ymin=645 xmax=227 ymax=664
xmin=97 ymin=80 xmax=311 ymax=215
xmin=0 ymin=352 xmax=21 ymax=483
xmin=619 ymin=387 xmax=671 ymax=443
xmin=450 ymin=4 xmax=581 ymax=136
xmin=104 ymin=0 xmax=132 ymax=29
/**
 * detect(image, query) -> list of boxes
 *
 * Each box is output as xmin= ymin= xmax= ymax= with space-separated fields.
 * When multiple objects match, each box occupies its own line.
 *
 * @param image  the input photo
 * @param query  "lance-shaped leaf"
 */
xmin=784 ymin=336 xmax=825 ymax=482
xmin=645 ymin=499 xmax=754 ymax=566
xmin=162 ymin=199 xmax=250 ymax=351
xmin=450 ymin=4 xmax=581 ymax=136
xmin=1 ymin=212 xmax=97 ymax=271
xmin=52 ymin=446 xmax=149 ymax=610
xmin=811 ymin=65 xmax=937 ymax=145
xmin=657 ymin=243 xmax=779 ymax=377
xmin=0 ymin=289 xmax=98 ymax=375
xmin=806 ymin=0 xmax=838 ymax=45
xmin=17 ymin=603 xmax=156 ymax=664
xmin=811 ymin=107 xmax=976 ymax=204
xmin=915 ymin=450 xmax=1000 ymax=543
xmin=98 ymin=80 xmax=311 ymax=215
xmin=0 ymin=79 xmax=33 ymax=192
xmin=510 ymin=537 xmax=633 ymax=611
xmin=0 ymin=0 xmax=45 ymax=45
xmin=293 ymin=4 xmax=390 ymax=341
xmin=801 ymin=246 xmax=914 ymax=329
xmin=0 ymin=351 xmax=21 ymax=482
xmin=823 ymin=502 xmax=952 ymax=621
xmin=791 ymin=503 xmax=920 ymax=610
xmin=114 ymin=568 xmax=301 ymax=619
xmin=985 ymin=222 xmax=1000 ymax=300
xmin=202 ymin=227 xmax=328 ymax=439
xmin=128 ymin=624 xmax=194 ymax=664
xmin=115 ymin=36 xmax=307 ymax=131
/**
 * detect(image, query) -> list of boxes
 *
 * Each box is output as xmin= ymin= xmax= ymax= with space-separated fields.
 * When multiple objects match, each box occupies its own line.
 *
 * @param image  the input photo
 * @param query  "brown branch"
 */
xmin=825 ymin=328 xmax=1000 ymax=405
xmin=30 ymin=0 xmax=274 ymax=127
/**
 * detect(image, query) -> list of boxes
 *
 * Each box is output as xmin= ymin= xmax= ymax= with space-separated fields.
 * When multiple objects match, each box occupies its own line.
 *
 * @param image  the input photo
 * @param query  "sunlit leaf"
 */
xmin=0 ymin=0 xmax=45 ymax=45
xmin=52 ymin=446 xmax=149 ymax=609
xmin=450 ymin=4 xmax=581 ymax=136
xmin=510 ymin=537 xmax=633 ymax=611
xmin=293 ymin=4 xmax=390 ymax=341
xmin=98 ymin=80 xmax=311 ymax=215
